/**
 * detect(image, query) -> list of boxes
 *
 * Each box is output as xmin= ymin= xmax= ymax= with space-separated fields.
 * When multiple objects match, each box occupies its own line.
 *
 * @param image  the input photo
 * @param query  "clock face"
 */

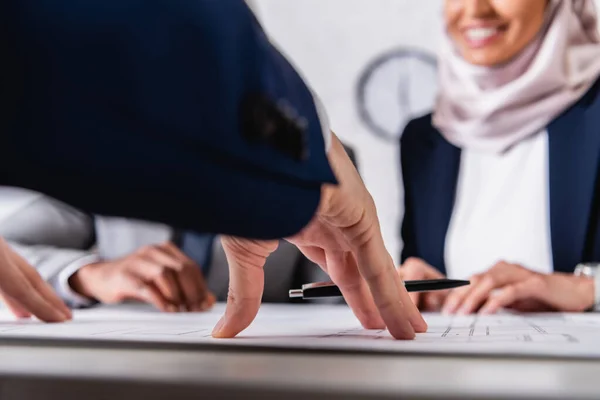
xmin=356 ymin=48 xmax=438 ymax=141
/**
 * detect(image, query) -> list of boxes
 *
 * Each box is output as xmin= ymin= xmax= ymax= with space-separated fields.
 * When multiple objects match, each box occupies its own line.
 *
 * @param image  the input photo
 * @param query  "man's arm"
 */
xmin=216 ymin=135 xmax=427 ymax=340
xmin=0 ymin=2 xmax=425 ymax=337
xmin=1 ymin=0 xmax=334 ymax=239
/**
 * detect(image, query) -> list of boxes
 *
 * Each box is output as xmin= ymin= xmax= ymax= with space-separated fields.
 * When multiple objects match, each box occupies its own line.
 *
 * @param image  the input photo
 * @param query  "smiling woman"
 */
xmin=445 ymin=0 xmax=547 ymax=66
xmin=398 ymin=0 xmax=600 ymax=315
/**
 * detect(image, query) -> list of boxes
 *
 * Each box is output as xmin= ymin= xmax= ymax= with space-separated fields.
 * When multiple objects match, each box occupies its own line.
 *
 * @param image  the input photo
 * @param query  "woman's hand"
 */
xmin=70 ymin=242 xmax=215 ymax=312
xmin=398 ymin=258 xmax=449 ymax=311
xmin=0 ymin=237 xmax=72 ymax=322
xmin=442 ymin=261 xmax=594 ymax=314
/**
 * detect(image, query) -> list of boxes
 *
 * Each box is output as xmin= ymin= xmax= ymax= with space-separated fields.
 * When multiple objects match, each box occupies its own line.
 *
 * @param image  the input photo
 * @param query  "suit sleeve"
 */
xmin=399 ymin=122 xmax=418 ymax=263
xmin=245 ymin=0 xmax=331 ymax=151
xmin=6 ymin=241 xmax=98 ymax=308
xmin=0 ymin=0 xmax=336 ymax=240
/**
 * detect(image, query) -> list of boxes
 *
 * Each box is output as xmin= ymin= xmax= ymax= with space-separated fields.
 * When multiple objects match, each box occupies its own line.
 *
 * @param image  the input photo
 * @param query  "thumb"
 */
xmin=212 ymin=237 xmax=279 ymax=338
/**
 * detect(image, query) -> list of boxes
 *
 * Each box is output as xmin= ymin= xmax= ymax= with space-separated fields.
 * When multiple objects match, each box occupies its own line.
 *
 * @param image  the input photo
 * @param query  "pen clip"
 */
xmin=289 ymin=282 xmax=336 ymax=298
xmin=301 ymin=281 xmax=336 ymax=290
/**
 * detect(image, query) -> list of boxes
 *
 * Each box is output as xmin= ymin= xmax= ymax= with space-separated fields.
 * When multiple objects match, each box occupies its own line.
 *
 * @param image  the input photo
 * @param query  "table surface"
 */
xmin=0 ymin=307 xmax=599 ymax=400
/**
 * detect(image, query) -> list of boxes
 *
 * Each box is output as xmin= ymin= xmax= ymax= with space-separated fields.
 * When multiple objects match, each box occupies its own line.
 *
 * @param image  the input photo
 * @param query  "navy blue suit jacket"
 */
xmin=400 ymin=78 xmax=600 ymax=274
xmin=0 ymin=0 xmax=335 ymax=239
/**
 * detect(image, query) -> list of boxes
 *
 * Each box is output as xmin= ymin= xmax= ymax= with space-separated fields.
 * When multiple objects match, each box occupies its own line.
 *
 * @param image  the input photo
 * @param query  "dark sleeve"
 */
xmin=0 ymin=0 xmax=335 ymax=240
xmin=399 ymin=121 xmax=418 ymax=263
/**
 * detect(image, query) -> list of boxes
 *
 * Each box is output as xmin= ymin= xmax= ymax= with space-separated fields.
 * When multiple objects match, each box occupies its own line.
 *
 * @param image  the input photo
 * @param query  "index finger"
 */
xmin=354 ymin=236 xmax=427 ymax=339
xmin=402 ymin=261 xmax=446 ymax=310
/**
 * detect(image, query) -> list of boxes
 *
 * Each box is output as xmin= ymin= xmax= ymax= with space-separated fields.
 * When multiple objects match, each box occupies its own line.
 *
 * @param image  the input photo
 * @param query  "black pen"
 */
xmin=289 ymin=279 xmax=470 ymax=300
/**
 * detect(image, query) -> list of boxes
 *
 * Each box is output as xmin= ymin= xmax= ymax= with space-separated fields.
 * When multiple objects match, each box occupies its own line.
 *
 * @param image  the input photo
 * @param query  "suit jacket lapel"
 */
xmin=548 ymin=95 xmax=600 ymax=272
xmin=411 ymin=127 xmax=461 ymax=275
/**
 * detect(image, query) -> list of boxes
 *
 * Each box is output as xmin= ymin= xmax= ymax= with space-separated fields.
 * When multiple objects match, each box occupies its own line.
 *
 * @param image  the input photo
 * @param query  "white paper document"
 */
xmin=1 ymin=303 xmax=600 ymax=358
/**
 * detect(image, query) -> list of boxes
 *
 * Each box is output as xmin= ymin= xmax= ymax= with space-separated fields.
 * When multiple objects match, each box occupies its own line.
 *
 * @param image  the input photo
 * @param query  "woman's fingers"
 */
xmin=454 ymin=275 xmax=502 ymax=314
xmin=480 ymin=274 xmax=594 ymax=314
xmin=443 ymin=262 xmax=533 ymax=314
xmin=398 ymin=258 xmax=446 ymax=310
xmin=442 ymin=277 xmax=480 ymax=314
xmin=478 ymin=277 xmax=547 ymax=314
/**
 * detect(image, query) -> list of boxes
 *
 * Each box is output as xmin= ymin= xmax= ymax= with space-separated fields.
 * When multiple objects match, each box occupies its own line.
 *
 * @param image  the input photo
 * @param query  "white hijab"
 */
xmin=432 ymin=0 xmax=600 ymax=153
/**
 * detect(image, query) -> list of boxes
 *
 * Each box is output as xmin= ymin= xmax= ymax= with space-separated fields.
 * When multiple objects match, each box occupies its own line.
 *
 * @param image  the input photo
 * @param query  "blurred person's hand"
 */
xmin=70 ymin=242 xmax=215 ymax=312
xmin=398 ymin=258 xmax=449 ymax=311
xmin=0 ymin=237 xmax=72 ymax=322
xmin=213 ymin=134 xmax=427 ymax=340
xmin=442 ymin=261 xmax=594 ymax=314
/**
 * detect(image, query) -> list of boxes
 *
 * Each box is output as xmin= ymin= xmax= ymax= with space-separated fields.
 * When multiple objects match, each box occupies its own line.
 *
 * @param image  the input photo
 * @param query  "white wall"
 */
xmin=254 ymin=0 xmax=600 ymax=263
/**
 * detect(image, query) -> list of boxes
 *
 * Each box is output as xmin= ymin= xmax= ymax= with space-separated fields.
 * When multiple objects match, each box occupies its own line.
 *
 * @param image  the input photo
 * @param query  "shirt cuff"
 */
xmin=311 ymin=92 xmax=332 ymax=152
xmin=55 ymin=254 xmax=101 ymax=308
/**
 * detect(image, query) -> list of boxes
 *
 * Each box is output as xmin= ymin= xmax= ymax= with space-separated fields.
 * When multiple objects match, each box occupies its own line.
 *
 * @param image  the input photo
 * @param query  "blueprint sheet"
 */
xmin=0 ymin=303 xmax=599 ymax=358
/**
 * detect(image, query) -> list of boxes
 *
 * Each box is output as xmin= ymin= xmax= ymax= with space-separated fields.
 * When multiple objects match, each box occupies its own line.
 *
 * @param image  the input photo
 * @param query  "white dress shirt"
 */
xmin=444 ymin=130 xmax=553 ymax=279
